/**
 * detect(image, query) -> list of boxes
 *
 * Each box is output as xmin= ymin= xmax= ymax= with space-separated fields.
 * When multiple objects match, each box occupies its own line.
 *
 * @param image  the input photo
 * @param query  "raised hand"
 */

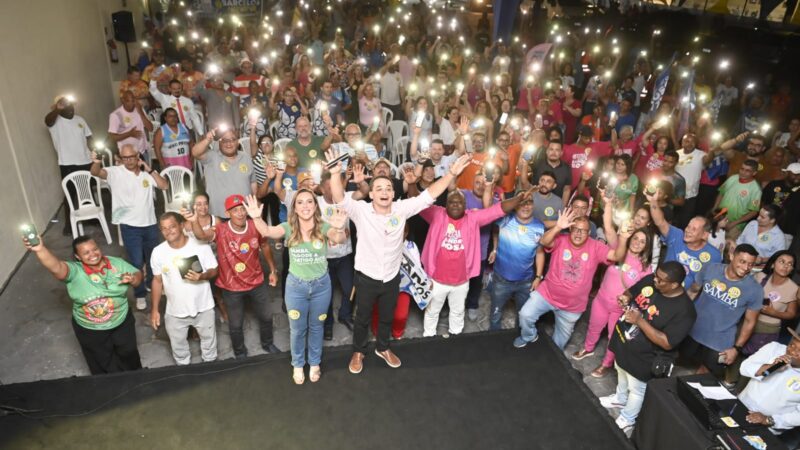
xmin=243 ymin=194 xmax=263 ymax=219
xmin=91 ymin=151 xmax=102 ymax=164
xmin=402 ymin=166 xmax=419 ymax=185
xmin=328 ymin=208 xmax=348 ymax=230
xmin=352 ymin=162 xmax=370 ymax=184
xmin=324 ymin=148 xmax=342 ymax=174
xmin=555 ymin=207 xmax=577 ymax=230
xmin=180 ymin=206 xmax=196 ymax=222
xmin=616 ymin=293 xmax=632 ymax=308
xmin=265 ymin=161 xmax=277 ymax=180
xmin=448 ymin=154 xmax=472 ymax=177
xmin=150 ymin=310 xmax=161 ymax=330
xmin=458 ymin=116 xmax=470 ymax=135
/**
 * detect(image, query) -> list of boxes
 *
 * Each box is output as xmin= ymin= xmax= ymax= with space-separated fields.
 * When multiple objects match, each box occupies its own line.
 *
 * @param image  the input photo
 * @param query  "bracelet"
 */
xmin=733 ymin=345 xmax=743 ymax=353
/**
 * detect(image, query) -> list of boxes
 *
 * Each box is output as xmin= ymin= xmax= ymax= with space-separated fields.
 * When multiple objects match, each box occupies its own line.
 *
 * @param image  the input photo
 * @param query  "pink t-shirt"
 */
xmin=108 ymin=106 xmax=147 ymax=154
xmin=593 ymin=253 xmax=652 ymax=308
xmin=562 ymin=141 xmax=613 ymax=189
xmin=538 ymin=234 xmax=611 ymax=313
xmin=634 ymin=144 xmax=665 ymax=180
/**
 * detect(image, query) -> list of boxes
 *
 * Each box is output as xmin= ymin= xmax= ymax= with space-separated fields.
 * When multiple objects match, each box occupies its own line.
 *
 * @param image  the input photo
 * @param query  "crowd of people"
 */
xmin=29 ymin=0 xmax=800 ymax=443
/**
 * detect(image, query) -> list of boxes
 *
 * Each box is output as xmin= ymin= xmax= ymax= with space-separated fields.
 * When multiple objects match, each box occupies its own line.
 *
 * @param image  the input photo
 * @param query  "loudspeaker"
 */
xmin=112 ymin=11 xmax=136 ymax=43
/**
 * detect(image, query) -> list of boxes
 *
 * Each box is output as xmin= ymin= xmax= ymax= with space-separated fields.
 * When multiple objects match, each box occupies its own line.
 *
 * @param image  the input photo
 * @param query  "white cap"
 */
xmin=782 ymin=163 xmax=800 ymax=174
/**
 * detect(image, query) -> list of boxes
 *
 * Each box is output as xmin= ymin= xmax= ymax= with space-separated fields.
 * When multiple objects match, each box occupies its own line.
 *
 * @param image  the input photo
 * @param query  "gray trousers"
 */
xmin=165 ymin=309 xmax=218 ymax=365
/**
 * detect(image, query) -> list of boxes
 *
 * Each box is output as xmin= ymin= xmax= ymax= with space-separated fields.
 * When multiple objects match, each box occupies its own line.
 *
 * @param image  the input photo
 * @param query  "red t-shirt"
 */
xmin=562 ymin=141 xmax=613 ymax=189
xmin=214 ymin=219 xmax=266 ymax=292
xmin=634 ymin=144 xmax=665 ymax=180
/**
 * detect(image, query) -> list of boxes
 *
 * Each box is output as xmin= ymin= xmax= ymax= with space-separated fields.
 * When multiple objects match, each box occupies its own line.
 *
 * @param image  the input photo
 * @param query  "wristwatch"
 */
xmin=765 ymin=416 xmax=775 ymax=427
xmin=535 ymin=275 xmax=544 ymax=280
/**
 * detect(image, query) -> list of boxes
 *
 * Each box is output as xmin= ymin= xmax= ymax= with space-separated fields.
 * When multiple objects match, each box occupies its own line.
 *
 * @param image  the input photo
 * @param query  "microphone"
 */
xmin=763 ymin=360 xmax=787 ymax=377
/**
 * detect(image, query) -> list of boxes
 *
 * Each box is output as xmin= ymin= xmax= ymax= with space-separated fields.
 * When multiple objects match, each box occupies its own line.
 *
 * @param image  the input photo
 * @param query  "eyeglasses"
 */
xmin=220 ymin=138 xmax=237 ymax=144
xmin=120 ymin=155 xmax=138 ymax=161
xmin=571 ymin=228 xmax=590 ymax=235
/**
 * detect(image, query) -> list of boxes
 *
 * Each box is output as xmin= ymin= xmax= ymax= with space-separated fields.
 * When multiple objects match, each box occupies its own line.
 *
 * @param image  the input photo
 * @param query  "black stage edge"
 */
xmin=0 ymin=330 xmax=633 ymax=450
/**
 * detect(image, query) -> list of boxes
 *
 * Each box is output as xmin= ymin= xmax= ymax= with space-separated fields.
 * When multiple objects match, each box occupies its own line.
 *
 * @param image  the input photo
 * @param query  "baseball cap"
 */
xmin=297 ymin=172 xmax=314 ymax=185
xmin=373 ymin=157 xmax=393 ymax=170
xmin=578 ymin=125 xmax=593 ymax=137
xmin=224 ymin=194 xmax=245 ymax=211
xmin=782 ymin=163 xmax=800 ymax=175
xmin=788 ymin=326 xmax=800 ymax=341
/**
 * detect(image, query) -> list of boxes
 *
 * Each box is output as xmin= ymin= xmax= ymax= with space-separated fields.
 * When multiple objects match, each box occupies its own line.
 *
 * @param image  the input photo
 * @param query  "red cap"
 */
xmin=224 ymin=194 xmax=245 ymax=211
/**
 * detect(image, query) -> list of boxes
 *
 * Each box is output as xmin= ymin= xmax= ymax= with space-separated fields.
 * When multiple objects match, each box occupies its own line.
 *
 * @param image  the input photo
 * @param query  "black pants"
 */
xmin=221 ymin=285 xmax=274 ymax=357
xmin=466 ymin=259 xmax=488 ymax=310
xmin=72 ymin=310 xmax=142 ymax=375
xmin=352 ymin=271 xmax=400 ymax=354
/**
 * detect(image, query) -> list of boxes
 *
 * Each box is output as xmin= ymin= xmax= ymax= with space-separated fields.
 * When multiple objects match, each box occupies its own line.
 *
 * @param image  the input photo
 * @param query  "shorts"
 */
xmin=679 ymin=336 xmax=726 ymax=378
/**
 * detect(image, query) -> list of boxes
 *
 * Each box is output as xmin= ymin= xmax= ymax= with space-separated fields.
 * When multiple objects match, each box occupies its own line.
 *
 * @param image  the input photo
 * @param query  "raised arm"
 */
xmin=427 ymin=154 xmax=471 ymax=199
xmin=89 ymin=151 xmax=108 ymax=180
xmin=192 ymin=130 xmax=215 ymax=160
xmin=644 ymin=189 xmax=670 ymax=236
xmin=540 ymin=207 xmax=576 ymax=248
xmin=243 ymin=194 xmax=287 ymax=239
xmin=22 ymin=236 xmax=69 ymax=281
xmin=325 ymin=148 xmax=346 ymax=203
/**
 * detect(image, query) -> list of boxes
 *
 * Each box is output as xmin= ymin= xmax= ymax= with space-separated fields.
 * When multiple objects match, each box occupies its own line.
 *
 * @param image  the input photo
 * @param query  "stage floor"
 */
xmin=0 ymin=330 xmax=632 ymax=450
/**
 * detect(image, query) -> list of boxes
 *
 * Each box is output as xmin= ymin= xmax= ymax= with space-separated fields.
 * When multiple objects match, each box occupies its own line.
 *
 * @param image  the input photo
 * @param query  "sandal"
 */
xmin=309 ymin=366 xmax=322 ymax=383
xmin=293 ymin=367 xmax=305 ymax=385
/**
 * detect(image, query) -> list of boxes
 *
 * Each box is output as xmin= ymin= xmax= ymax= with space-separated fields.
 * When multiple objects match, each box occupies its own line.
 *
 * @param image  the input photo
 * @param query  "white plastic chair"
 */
xmin=392 ymin=136 xmax=410 ymax=166
xmin=160 ymin=166 xmax=195 ymax=213
xmin=61 ymin=171 xmax=112 ymax=244
xmin=274 ymin=138 xmax=292 ymax=153
xmin=190 ymin=108 xmax=205 ymax=135
xmin=381 ymin=107 xmax=393 ymax=128
xmin=386 ymin=120 xmax=409 ymax=155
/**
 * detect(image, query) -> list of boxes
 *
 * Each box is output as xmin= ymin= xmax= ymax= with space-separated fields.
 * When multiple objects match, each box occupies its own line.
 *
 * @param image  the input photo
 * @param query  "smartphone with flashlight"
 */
xmin=415 ymin=112 xmax=425 ymax=128
xmin=499 ymin=112 xmax=508 ymax=125
xmin=21 ymin=224 xmax=39 ymax=247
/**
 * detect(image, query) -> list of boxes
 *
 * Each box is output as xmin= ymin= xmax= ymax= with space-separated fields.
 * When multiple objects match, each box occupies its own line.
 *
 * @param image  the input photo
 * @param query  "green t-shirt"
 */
xmin=280 ymin=222 xmax=331 ymax=280
xmin=64 ymin=257 xmax=137 ymax=330
xmin=719 ymin=176 xmax=761 ymax=229
xmin=615 ymin=174 xmax=639 ymax=204
xmin=288 ymin=136 xmax=326 ymax=170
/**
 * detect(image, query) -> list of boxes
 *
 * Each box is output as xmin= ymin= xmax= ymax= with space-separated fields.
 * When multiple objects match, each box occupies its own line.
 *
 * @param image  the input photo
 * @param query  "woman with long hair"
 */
xmin=248 ymin=191 xmax=348 ymax=385
xmin=184 ymin=191 xmax=228 ymax=323
xmin=746 ymin=250 xmax=798 ymax=354
xmin=573 ymin=199 xmax=654 ymax=377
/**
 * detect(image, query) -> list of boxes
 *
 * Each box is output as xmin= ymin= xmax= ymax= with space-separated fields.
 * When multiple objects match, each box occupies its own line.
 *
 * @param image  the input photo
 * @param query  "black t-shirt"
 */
xmin=763 ymin=180 xmax=800 ymax=233
xmin=531 ymin=159 xmax=572 ymax=198
xmin=609 ymin=275 xmax=696 ymax=381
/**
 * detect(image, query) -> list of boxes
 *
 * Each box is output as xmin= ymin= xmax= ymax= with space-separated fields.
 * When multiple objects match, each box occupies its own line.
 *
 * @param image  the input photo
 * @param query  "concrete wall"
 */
xmin=0 ymin=0 xmax=144 ymax=287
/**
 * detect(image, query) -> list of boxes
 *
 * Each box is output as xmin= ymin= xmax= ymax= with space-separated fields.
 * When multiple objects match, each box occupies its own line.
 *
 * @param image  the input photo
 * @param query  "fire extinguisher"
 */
xmin=107 ymin=39 xmax=119 ymax=63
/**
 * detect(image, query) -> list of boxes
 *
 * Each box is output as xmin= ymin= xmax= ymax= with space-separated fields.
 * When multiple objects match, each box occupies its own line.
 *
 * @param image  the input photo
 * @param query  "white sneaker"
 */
xmin=136 ymin=297 xmax=147 ymax=311
xmin=615 ymin=414 xmax=635 ymax=432
xmin=599 ymin=394 xmax=625 ymax=409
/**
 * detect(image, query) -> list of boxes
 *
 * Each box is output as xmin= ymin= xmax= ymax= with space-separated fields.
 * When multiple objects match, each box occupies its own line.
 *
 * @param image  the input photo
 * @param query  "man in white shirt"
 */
xmin=327 ymin=148 xmax=470 ymax=374
xmin=379 ymin=60 xmax=404 ymax=121
xmin=45 ymin=95 xmax=93 ymax=235
xmin=674 ymin=133 xmax=711 ymax=228
xmin=150 ymin=212 xmax=219 ymax=365
xmin=739 ymin=327 xmax=800 ymax=445
xmin=330 ymin=123 xmax=379 ymax=162
xmin=108 ymin=91 xmax=153 ymax=158
xmin=149 ymin=77 xmax=202 ymax=135
xmin=91 ymin=144 xmax=168 ymax=310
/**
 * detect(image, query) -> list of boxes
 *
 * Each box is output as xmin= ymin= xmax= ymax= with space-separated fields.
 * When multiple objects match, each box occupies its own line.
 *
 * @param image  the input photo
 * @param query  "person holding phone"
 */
xmin=91 ymin=144 xmax=168 ymax=311
xmin=21 ymin=234 xmax=143 ymax=374
xmin=150 ymin=212 xmax=219 ymax=365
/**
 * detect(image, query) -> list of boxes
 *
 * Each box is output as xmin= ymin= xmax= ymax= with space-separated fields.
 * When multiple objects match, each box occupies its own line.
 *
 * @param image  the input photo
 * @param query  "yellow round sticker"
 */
xmin=544 ymin=207 xmax=555 ymax=217
xmin=239 ymin=163 xmax=248 ymax=173
xmin=717 ymin=282 xmax=727 ymax=292
xmin=220 ymin=162 xmax=230 ymax=172
xmin=728 ymin=287 xmax=741 ymax=299
xmin=318 ymin=314 xmax=327 ymax=321
xmin=641 ymin=286 xmax=654 ymax=297
xmin=142 ymin=179 xmax=150 ymax=188
xmin=170 ymin=133 xmax=178 ymax=140
xmin=699 ymin=252 xmax=711 ymax=263
xmin=309 ymin=150 xmax=318 ymax=158
xmin=225 ymin=96 xmax=232 ymax=103
xmin=288 ymin=310 xmax=301 ymax=320
xmin=234 ymin=262 xmax=246 ymax=273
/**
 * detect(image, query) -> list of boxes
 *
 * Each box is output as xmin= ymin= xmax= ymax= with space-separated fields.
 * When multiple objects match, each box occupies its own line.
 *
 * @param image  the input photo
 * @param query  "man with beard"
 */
xmin=192 ymin=128 xmax=256 ymax=217
xmin=287 ymin=116 xmax=335 ymax=169
xmin=531 ymin=171 xmax=562 ymax=229
xmin=108 ymin=91 xmax=153 ymax=158
xmin=149 ymin=76 xmax=201 ymax=134
xmin=45 ymin=94 xmax=94 ymax=235
xmin=523 ymin=140 xmax=571 ymax=206
xmin=561 ymin=125 xmax=612 ymax=192
xmin=717 ymin=132 xmax=769 ymax=178
xmin=330 ymin=123 xmax=380 ymax=162
xmin=311 ymin=80 xmax=345 ymax=137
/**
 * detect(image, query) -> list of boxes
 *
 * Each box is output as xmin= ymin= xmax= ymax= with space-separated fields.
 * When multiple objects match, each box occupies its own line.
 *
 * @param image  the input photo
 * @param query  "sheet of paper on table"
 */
xmin=686 ymin=382 xmax=736 ymax=401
